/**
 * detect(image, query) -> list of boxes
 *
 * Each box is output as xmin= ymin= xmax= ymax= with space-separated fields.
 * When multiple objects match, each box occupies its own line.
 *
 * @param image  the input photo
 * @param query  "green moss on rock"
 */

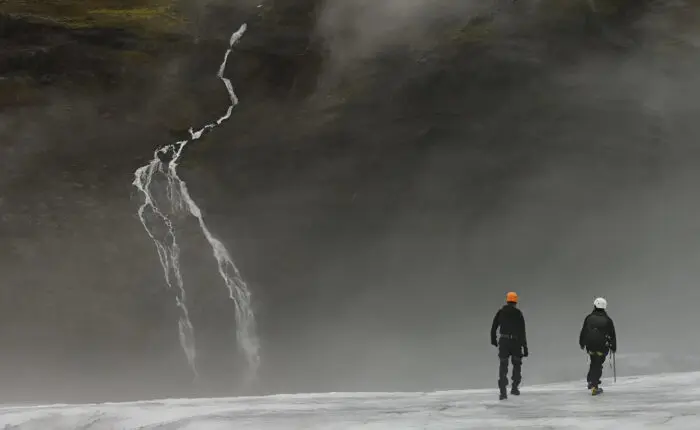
xmin=2 ymin=0 xmax=186 ymax=35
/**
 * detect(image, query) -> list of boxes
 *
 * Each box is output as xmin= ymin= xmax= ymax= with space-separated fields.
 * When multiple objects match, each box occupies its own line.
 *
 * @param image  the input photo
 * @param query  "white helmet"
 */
xmin=593 ymin=297 xmax=607 ymax=310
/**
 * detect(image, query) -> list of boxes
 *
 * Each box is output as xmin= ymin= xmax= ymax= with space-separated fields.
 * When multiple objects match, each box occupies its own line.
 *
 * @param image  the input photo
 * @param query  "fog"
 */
xmin=263 ymin=0 xmax=700 ymax=392
xmin=1 ymin=0 xmax=700 ymax=403
xmin=317 ymin=0 xmax=488 ymax=62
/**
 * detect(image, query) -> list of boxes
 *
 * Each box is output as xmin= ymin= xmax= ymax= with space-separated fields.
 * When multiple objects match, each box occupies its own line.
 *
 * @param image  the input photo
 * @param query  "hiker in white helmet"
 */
xmin=579 ymin=297 xmax=617 ymax=396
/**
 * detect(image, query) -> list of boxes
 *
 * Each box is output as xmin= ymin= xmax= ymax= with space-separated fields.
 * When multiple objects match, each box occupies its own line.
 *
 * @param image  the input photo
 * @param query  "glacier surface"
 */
xmin=1 ymin=372 xmax=699 ymax=429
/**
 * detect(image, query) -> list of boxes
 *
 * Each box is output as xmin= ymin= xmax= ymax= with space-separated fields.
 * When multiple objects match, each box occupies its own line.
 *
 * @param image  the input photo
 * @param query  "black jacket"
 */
xmin=491 ymin=303 xmax=527 ymax=346
xmin=579 ymin=308 xmax=617 ymax=352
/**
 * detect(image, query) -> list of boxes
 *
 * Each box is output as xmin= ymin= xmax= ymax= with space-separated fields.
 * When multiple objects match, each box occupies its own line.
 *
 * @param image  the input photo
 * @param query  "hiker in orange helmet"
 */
xmin=490 ymin=291 xmax=528 ymax=400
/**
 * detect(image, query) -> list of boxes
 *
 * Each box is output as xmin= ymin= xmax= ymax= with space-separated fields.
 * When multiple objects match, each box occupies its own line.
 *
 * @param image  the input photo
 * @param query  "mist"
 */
xmin=317 ymin=0 xmax=487 ymax=60
xmin=258 ymin=0 xmax=700 ymax=392
xmin=1 ymin=0 xmax=700 ymax=403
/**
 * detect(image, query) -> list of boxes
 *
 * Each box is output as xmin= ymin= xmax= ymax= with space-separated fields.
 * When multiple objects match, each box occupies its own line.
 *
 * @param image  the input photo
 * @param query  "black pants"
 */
xmin=498 ymin=338 xmax=522 ymax=392
xmin=587 ymin=350 xmax=608 ymax=387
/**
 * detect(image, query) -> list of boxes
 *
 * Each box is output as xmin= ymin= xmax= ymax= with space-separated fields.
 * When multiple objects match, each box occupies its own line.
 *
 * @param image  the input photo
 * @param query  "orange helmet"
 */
xmin=506 ymin=292 xmax=518 ymax=303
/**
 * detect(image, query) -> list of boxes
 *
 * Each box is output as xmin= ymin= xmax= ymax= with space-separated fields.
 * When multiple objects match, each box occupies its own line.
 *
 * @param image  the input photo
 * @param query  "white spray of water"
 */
xmin=132 ymin=23 xmax=260 ymax=381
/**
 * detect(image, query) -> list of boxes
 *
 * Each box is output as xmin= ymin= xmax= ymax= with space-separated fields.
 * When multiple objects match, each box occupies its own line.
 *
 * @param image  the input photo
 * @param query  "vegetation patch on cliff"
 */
xmin=2 ymin=0 xmax=186 ymax=35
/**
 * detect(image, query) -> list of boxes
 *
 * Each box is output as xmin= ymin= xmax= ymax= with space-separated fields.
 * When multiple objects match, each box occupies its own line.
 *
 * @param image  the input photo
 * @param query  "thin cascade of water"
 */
xmin=132 ymin=23 xmax=260 ymax=381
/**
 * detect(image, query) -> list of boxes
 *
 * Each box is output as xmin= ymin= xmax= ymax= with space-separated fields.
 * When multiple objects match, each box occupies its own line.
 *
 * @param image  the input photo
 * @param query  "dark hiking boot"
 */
xmin=511 ymin=386 xmax=520 ymax=396
xmin=499 ymin=392 xmax=508 ymax=400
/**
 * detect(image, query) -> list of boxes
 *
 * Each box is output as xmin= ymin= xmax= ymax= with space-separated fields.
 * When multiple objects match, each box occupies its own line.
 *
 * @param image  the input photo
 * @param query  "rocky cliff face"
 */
xmin=0 ymin=0 xmax=648 ymax=110
xmin=0 ymin=0 xmax=324 ymax=112
xmin=1 ymin=0 xmax=699 ymax=403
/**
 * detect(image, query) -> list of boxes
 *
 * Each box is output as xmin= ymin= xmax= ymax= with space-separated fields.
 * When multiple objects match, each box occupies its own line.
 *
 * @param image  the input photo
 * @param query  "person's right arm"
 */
xmin=518 ymin=311 xmax=527 ymax=347
xmin=607 ymin=317 xmax=617 ymax=352
xmin=519 ymin=311 xmax=529 ymax=357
